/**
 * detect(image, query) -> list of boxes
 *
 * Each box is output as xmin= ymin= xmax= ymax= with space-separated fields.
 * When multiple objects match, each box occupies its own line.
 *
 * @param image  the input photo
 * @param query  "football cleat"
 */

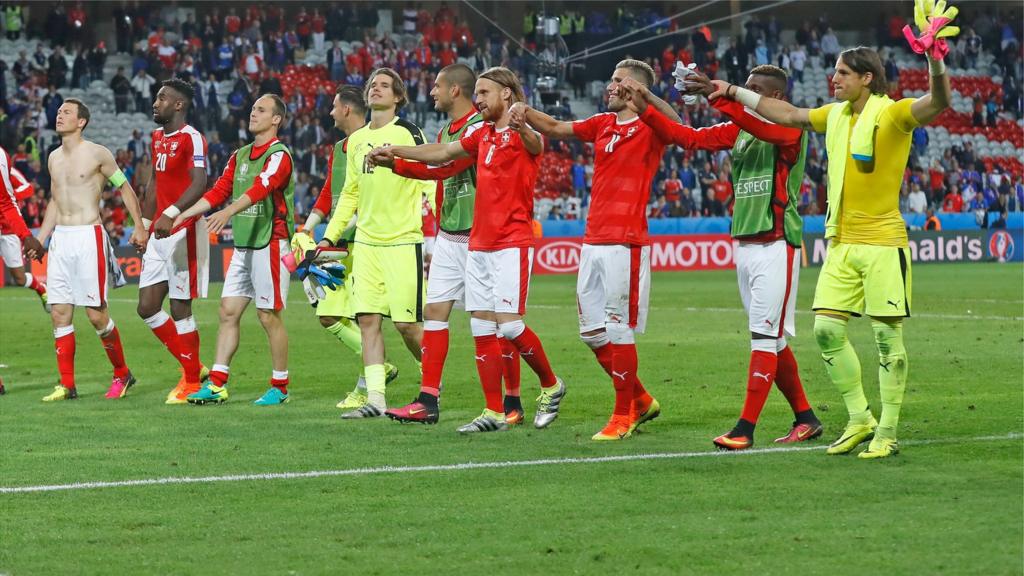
xmin=336 ymin=389 xmax=368 ymax=410
xmin=385 ymin=362 xmax=399 ymax=384
xmin=826 ymin=418 xmax=878 ymax=455
xmin=504 ymin=395 xmax=525 ymax=426
xmin=39 ymin=289 xmax=50 ymax=312
xmin=187 ymin=383 xmax=229 ymax=405
xmin=253 ymin=387 xmax=289 ymax=406
xmin=104 ymin=373 xmax=137 ymax=399
xmin=533 ymin=377 xmax=566 ymax=429
xmin=592 ymin=415 xmax=633 ymax=441
xmin=713 ymin=432 xmax=753 ymax=451
xmin=167 ymin=365 xmax=210 ymax=404
xmin=457 ymin=409 xmax=508 ymax=434
xmin=629 ymin=396 xmax=662 ymax=433
xmin=858 ymin=437 xmax=899 ymax=459
xmin=341 ymin=404 xmax=384 ymax=419
xmin=775 ymin=421 xmax=824 ymax=444
xmin=386 ymin=400 xmax=439 ymax=424
xmin=43 ymin=385 xmax=78 ymax=402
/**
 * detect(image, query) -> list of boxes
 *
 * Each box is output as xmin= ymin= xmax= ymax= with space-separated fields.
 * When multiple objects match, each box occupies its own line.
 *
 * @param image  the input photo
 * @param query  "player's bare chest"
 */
xmin=52 ymin=150 xmax=100 ymax=187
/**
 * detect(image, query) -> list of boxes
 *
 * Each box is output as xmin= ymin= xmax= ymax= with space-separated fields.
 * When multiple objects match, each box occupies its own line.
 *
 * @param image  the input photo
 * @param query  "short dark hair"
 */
xmin=439 ymin=63 xmax=476 ymax=99
xmin=336 ymin=84 xmax=366 ymax=115
xmin=259 ymin=93 xmax=288 ymax=124
xmin=838 ymin=46 xmax=888 ymax=95
xmin=64 ymin=97 xmax=90 ymax=131
xmin=749 ymin=64 xmax=789 ymax=94
xmin=162 ymin=77 xmax=194 ymax=105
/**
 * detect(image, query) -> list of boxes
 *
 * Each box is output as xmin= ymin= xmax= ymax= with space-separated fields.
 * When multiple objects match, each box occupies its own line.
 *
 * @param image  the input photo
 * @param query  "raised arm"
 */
xmin=909 ymin=59 xmax=952 ymax=125
xmin=708 ymin=80 xmax=819 ymax=133
xmin=514 ymin=103 xmax=575 ymax=139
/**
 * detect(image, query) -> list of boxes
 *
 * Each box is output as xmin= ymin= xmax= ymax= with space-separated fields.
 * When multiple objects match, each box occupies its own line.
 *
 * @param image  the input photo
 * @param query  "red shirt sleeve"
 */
xmin=711 ymin=98 xmax=803 ymax=163
xmin=243 ymin=150 xmax=292 ymax=204
xmin=202 ymin=153 xmax=236 ymax=207
xmin=639 ymin=105 xmax=739 ymax=151
xmin=312 ymin=150 xmax=335 ymax=216
xmin=459 ymin=126 xmax=483 ymax=157
xmin=393 ymin=156 xmax=475 ymax=180
xmin=571 ymin=115 xmax=602 ymax=142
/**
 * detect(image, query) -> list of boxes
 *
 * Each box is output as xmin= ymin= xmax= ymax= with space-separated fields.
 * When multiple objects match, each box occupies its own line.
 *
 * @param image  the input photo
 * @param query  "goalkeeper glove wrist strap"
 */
xmin=928 ymin=57 xmax=946 ymax=77
xmin=734 ymin=86 xmax=762 ymax=110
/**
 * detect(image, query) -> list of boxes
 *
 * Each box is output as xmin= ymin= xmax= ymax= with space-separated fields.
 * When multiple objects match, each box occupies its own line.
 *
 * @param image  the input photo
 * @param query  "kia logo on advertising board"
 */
xmin=536 ymin=240 xmax=582 ymax=273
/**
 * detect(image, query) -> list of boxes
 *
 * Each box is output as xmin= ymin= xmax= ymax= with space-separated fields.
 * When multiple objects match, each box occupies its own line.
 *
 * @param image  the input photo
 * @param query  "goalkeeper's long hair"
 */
xmin=839 ymin=47 xmax=888 ymax=95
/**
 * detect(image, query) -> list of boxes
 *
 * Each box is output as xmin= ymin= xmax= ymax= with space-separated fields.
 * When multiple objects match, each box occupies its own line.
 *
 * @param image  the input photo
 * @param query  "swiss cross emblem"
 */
xmin=626 ymin=126 xmax=636 ymax=137
xmin=501 ymin=131 xmax=510 ymax=143
xmin=170 ymin=142 xmax=179 ymax=152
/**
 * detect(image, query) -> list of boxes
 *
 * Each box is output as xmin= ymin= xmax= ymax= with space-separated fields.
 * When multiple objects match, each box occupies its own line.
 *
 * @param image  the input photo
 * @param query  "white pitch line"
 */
xmin=2 ymin=433 xmax=1019 ymax=495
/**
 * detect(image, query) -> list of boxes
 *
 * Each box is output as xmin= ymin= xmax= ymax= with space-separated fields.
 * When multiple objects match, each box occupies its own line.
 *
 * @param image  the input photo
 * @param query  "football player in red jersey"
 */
xmin=509 ymin=59 xmax=678 ymax=440
xmin=371 ymin=67 xmax=565 ymax=433
xmin=0 ymin=164 xmax=48 ymax=309
xmin=135 ymin=78 xmax=210 ymax=404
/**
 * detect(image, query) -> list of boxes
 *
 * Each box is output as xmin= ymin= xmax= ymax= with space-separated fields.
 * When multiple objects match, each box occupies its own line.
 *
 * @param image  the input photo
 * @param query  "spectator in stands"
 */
xmin=72 ymin=48 xmax=89 ymax=89
xmin=701 ymin=189 xmax=724 ymax=217
xmin=899 ymin=186 xmax=910 ymax=214
xmin=548 ymin=204 xmax=564 ymax=220
xmin=126 ymin=130 xmax=146 ymax=159
xmin=571 ymin=155 xmax=587 ymax=198
xmin=47 ymin=45 xmax=68 ymax=88
xmin=907 ymin=182 xmax=928 ymax=214
xmin=42 ymin=85 xmax=62 ymax=130
xmin=110 ymin=67 xmax=132 ymax=114
xmin=968 ymin=189 xmax=989 ymax=226
xmin=820 ymin=27 xmax=840 ymax=66
xmin=924 ymin=208 xmax=941 ymax=230
xmin=662 ymin=169 xmax=683 ymax=203
xmin=990 ymin=209 xmax=1008 ymax=229
xmin=963 ymin=27 xmax=982 ymax=69
xmin=5 ymin=4 xmax=24 ymax=40
xmin=131 ymin=67 xmax=157 ymax=113
xmin=942 ymin=184 xmax=964 ymax=213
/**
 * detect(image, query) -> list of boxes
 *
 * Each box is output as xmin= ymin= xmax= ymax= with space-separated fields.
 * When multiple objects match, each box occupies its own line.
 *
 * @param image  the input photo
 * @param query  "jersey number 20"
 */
xmin=155 ymin=153 xmax=168 ymax=172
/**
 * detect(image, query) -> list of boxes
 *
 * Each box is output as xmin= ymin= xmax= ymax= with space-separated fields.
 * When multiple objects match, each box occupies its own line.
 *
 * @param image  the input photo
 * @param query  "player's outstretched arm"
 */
xmin=98 ymin=144 xmax=148 ymax=250
xmin=713 ymin=80 xmax=819 ymax=133
xmin=385 ymin=142 xmax=467 ymax=165
xmin=516 ymin=104 xmax=575 ymax=140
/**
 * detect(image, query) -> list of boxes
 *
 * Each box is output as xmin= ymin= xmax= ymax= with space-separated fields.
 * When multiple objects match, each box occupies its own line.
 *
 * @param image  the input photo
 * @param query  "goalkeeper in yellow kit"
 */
xmin=703 ymin=0 xmax=956 ymax=458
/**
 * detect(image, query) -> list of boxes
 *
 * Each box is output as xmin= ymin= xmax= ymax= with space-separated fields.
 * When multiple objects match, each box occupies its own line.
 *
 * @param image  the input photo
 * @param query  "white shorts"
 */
xmin=139 ymin=220 xmax=210 ymax=300
xmin=465 ymin=246 xmax=534 ymax=314
xmin=0 ymin=234 xmax=23 ymax=268
xmin=47 ymin=225 xmax=113 ymax=307
xmin=577 ymin=244 xmax=651 ymax=334
xmin=735 ymin=240 xmax=800 ymax=338
xmin=221 ymin=239 xmax=290 ymax=310
xmin=424 ymin=235 xmax=436 ymax=255
xmin=425 ymin=233 xmax=469 ymax=308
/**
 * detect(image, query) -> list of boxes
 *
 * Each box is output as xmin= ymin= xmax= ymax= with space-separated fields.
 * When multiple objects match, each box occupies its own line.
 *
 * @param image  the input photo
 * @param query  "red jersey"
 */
xmin=0 ymin=147 xmax=30 ymax=238
xmin=459 ymin=124 xmax=541 ymax=251
xmin=203 ymin=139 xmax=293 ymax=242
xmin=422 ymin=196 xmax=437 ymax=238
xmin=9 ymin=167 xmax=33 ymax=200
xmin=639 ymin=100 xmax=803 ymax=244
xmin=151 ymin=124 xmax=207 ymax=230
xmin=572 ymin=113 xmax=667 ymax=246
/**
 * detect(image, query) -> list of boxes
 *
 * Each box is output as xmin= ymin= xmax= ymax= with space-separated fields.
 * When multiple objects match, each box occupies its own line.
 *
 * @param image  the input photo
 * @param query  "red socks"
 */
xmin=473 ymin=334 xmax=504 ymax=413
xmin=25 ymin=273 xmax=45 ymax=296
xmin=209 ymin=367 xmax=229 ymax=387
xmin=507 ymin=324 xmax=557 ymax=389
xmin=775 ymin=345 xmax=811 ymax=413
xmin=739 ymin=349 xmax=777 ymax=425
xmin=54 ymin=327 xmax=76 ymax=389
xmin=590 ymin=342 xmax=614 ymax=376
xmin=499 ymin=335 xmax=521 ymax=397
xmin=610 ymin=343 xmax=637 ymax=417
xmin=420 ymin=323 xmax=449 ymax=398
xmin=271 ymin=371 xmax=289 ymax=395
xmin=98 ymin=320 xmax=130 ymax=379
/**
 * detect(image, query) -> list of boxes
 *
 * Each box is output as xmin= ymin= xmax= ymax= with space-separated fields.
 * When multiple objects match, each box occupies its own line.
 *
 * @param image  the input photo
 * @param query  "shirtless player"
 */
xmin=33 ymin=98 xmax=148 ymax=401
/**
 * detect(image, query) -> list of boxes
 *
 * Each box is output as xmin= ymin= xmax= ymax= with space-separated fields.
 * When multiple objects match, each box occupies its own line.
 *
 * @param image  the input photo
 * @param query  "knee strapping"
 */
xmin=580 ymin=331 xmax=610 ymax=349
xmin=470 ymin=317 xmax=498 ymax=337
xmin=498 ymin=319 xmax=525 ymax=340
xmin=605 ymin=323 xmax=634 ymax=345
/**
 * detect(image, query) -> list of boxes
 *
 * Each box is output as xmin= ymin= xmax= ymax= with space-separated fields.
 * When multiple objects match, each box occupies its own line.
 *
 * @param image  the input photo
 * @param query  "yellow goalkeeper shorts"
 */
xmin=812 ymin=241 xmax=912 ymax=318
xmin=349 ymin=243 xmax=424 ymax=323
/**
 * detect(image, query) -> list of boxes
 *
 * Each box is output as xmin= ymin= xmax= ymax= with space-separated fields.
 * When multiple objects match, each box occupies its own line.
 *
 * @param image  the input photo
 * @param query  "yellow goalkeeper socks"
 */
xmin=814 ymin=316 xmax=872 ymax=424
xmin=873 ymin=320 xmax=908 ymax=440
xmin=325 ymin=319 xmax=362 ymax=356
xmin=365 ymin=363 xmax=386 ymax=408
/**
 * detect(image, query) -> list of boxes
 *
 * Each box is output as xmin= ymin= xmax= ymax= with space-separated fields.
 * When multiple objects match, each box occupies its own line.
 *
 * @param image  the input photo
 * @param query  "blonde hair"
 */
xmin=615 ymin=59 xmax=656 ymax=87
xmin=479 ymin=66 xmax=525 ymax=104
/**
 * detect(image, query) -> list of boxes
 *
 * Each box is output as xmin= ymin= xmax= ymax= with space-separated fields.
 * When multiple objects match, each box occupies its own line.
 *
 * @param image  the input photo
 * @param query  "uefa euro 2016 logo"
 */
xmin=988 ymin=231 xmax=1014 ymax=262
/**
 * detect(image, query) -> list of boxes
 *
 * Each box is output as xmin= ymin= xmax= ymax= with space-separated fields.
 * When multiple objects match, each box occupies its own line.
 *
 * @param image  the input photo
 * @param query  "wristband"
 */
xmin=162 ymin=205 xmax=181 ymax=219
xmin=141 ymin=218 xmax=152 ymax=230
xmin=108 ymin=169 xmax=127 ymax=188
xmin=928 ymin=57 xmax=946 ymax=77
xmin=734 ymin=86 xmax=762 ymax=110
xmin=303 ymin=212 xmax=322 ymax=230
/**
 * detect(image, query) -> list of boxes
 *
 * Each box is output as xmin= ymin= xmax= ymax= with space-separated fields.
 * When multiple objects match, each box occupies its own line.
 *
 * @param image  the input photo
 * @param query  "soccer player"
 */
xmin=33 ymin=98 xmax=148 ymax=401
xmin=709 ymin=11 xmax=955 ymax=457
xmin=173 ymin=94 xmax=295 ymax=406
xmin=1 ymin=164 xmax=47 ymax=309
xmin=314 ymin=68 xmax=432 ymax=419
xmin=508 ymin=59 xmax=671 ymax=440
xmin=376 ymin=63 xmax=523 ymax=426
xmin=0 ymin=146 xmax=46 ymax=397
xmin=293 ymin=84 xmax=399 ymax=410
xmin=135 ymin=78 xmax=210 ymax=405
xmin=624 ymin=65 xmax=824 ymax=450
xmin=371 ymin=66 xmax=565 ymax=433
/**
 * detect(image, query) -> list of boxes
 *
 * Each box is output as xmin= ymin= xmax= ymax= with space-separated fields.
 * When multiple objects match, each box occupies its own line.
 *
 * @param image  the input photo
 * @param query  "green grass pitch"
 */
xmin=1 ymin=263 xmax=1021 ymax=575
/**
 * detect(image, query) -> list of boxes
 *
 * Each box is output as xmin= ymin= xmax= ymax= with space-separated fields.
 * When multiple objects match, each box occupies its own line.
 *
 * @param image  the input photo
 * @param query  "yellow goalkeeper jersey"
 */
xmin=324 ymin=116 xmax=433 ymax=246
